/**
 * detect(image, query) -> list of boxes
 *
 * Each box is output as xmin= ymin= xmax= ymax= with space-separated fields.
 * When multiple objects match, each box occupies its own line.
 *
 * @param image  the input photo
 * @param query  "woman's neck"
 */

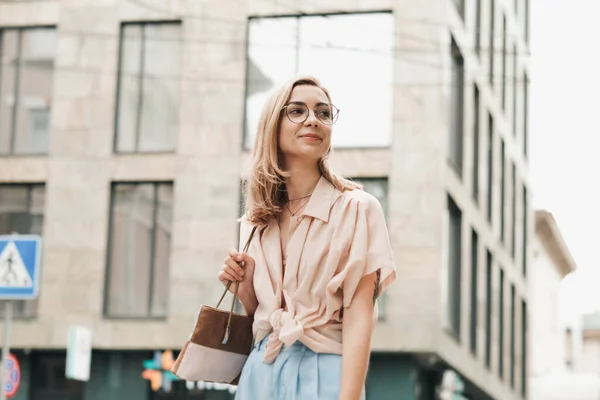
xmin=283 ymin=163 xmax=321 ymax=202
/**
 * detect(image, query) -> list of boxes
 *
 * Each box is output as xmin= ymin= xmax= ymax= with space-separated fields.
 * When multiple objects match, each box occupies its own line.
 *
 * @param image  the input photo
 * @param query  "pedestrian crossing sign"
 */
xmin=0 ymin=235 xmax=42 ymax=300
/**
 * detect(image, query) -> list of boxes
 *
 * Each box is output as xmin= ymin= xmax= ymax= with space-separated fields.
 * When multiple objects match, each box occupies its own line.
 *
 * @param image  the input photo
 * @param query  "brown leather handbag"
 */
xmin=171 ymin=226 xmax=257 ymax=385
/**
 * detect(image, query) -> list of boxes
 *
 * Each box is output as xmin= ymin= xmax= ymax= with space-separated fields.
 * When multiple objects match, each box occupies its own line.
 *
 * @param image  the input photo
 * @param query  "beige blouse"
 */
xmin=238 ymin=176 xmax=396 ymax=364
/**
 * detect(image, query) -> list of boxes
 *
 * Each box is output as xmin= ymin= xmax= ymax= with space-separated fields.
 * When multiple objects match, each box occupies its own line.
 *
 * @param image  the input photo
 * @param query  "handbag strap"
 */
xmin=217 ymin=224 xmax=258 ymax=345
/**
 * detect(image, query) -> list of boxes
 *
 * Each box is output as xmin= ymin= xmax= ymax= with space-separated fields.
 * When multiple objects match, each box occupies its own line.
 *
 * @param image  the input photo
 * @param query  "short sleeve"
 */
xmin=340 ymin=195 xmax=396 ymax=308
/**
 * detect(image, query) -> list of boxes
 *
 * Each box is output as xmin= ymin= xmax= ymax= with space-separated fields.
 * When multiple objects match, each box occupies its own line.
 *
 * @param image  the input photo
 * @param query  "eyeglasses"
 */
xmin=281 ymin=102 xmax=340 ymax=125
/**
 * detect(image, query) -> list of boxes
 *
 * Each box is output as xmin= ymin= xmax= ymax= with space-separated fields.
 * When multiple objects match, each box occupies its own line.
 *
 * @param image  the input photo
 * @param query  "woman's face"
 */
xmin=278 ymin=85 xmax=333 ymax=165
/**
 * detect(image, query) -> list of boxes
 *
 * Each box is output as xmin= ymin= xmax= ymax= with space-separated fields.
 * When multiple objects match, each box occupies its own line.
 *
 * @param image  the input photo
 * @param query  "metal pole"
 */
xmin=0 ymin=300 xmax=13 ymax=400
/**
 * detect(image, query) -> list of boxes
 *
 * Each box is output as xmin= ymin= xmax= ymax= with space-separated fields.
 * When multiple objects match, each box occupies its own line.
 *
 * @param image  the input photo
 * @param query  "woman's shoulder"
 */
xmin=338 ymin=187 xmax=382 ymax=209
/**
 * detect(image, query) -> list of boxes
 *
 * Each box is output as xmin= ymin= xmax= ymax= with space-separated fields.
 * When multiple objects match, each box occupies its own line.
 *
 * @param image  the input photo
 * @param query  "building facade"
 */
xmin=0 ymin=0 xmax=531 ymax=399
xmin=527 ymin=210 xmax=589 ymax=400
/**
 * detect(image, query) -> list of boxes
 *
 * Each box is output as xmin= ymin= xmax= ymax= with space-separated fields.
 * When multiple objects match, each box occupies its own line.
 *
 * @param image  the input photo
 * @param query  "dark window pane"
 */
xmin=499 ymin=268 xmax=505 ymax=378
xmin=106 ymin=183 xmax=172 ymax=318
xmin=446 ymin=196 xmax=462 ymax=338
xmin=449 ymin=39 xmax=464 ymax=175
xmin=487 ymin=114 xmax=494 ymax=223
xmin=470 ymin=229 xmax=478 ymax=354
xmin=500 ymin=139 xmax=506 ymax=242
xmin=472 ymin=86 xmax=480 ymax=202
xmin=485 ymin=250 xmax=493 ymax=368
xmin=510 ymin=284 xmax=516 ymax=387
xmin=489 ymin=0 xmax=496 ymax=85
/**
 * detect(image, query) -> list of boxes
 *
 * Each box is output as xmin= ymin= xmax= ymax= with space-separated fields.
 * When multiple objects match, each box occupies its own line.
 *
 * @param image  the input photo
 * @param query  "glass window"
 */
xmin=470 ymin=229 xmax=479 ymax=355
xmin=522 ymin=184 xmax=528 ymax=276
xmin=449 ymin=39 xmax=464 ymax=175
xmin=31 ymin=352 xmax=85 ymax=398
xmin=485 ymin=250 xmax=493 ymax=368
xmin=510 ymin=284 xmax=516 ymax=387
xmin=501 ymin=16 xmax=507 ymax=110
xmin=105 ymin=183 xmax=173 ymax=318
xmin=500 ymin=139 xmax=506 ymax=242
xmin=474 ymin=0 xmax=482 ymax=56
xmin=0 ymin=28 xmax=57 ymax=155
xmin=444 ymin=196 xmax=462 ymax=338
xmin=511 ymin=163 xmax=517 ymax=258
xmin=115 ymin=23 xmax=181 ymax=153
xmin=453 ymin=0 xmax=465 ymax=19
xmin=521 ymin=300 xmax=528 ymax=396
xmin=244 ymin=13 xmax=394 ymax=149
xmin=489 ymin=0 xmax=495 ymax=86
xmin=0 ymin=184 xmax=45 ymax=318
xmin=472 ymin=85 xmax=480 ymax=202
xmin=498 ymin=268 xmax=505 ymax=379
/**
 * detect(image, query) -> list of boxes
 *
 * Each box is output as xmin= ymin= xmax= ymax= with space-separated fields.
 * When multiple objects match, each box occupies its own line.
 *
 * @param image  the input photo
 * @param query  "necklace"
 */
xmin=287 ymin=192 xmax=313 ymax=202
xmin=285 ymin=197 xmax=310 ymax=217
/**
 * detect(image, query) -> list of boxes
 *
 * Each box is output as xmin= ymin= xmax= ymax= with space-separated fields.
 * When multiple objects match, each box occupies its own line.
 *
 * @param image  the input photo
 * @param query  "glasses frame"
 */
xmin=281 ymin=102 xmax=340 ymax=125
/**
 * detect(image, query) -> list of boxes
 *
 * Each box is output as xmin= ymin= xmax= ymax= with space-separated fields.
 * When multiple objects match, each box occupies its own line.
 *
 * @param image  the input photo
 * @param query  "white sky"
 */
xmin=531 ymin=0 xmax=600 ymax=320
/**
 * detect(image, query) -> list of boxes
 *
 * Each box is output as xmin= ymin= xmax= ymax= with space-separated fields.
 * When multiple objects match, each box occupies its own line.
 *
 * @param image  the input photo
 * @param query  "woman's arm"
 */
xmin=339 ymin=271 xmax=378 ymax=400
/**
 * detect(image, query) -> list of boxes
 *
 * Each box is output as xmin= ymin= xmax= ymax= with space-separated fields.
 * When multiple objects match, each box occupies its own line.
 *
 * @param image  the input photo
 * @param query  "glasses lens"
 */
xmin=286 ymin=104 xmax=309 ymax=123
xmin=315 ymin=104 xmax=338 ymax=125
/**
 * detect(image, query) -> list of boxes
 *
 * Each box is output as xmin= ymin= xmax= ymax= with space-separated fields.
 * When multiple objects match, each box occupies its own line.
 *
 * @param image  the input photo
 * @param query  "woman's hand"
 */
xmin=218 ymin=248 xmax=258 ymax=316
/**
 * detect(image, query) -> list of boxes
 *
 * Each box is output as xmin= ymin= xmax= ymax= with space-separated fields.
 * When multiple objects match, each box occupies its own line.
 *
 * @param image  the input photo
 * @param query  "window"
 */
xmin=523 ymin=72 xmax=529 ymax=157
xmin=522 ymin=185 xmax=528 ymax=276
xmin=470 ymin=229 xmax=479 ymax=355
xmin=115 ymin=23 xmax=181 ymax=153
xmin=501 ymin=16 xmax=507 ymax=110
xmin=512 ymin=44 xmax=518 ymax=135
xmin=445 ymin=196 xmax=462 ymax=339
xmin=511 ymin=163 xmax=517 ymax=258
xmin=0 ymin=184 xmax=45 ymax=318
xmin=498 ymin=268 xmax=505 ymax=379
xmin=105 ymin=183 xmax=173 ymax=318
xmin=510 ymin=284 xmax=516 ymax=387
xmin=353 ymin=177 xmax=389 ymax=320
xmin=244 ymin=13 xmax=394 ymax=149
xmin=0 ymin=28 xmax=57 ymax=155
xmin=489 ymin=0 xmax=495 ymax=86
xmin=521 ymin=300 xmax=528 ymax=397
xmin=485 ymin=250 xmax=492 ymax=368
xmin=31 ymin=352 xmax=84 ymax=399
xmin=449 ymin=39 xmax=464 ymax=175
xmin=487 ymin=114 xmax=494 ymax=224
xmin=500 ymin=140 xmax=506 ymax=242
xmin=475 ymin=0 xmax=482 ymax=57
xmin=472 ymin=86 xmax=480 ymax=202
xmin=524 ymin=0 xmax=530 ymax=43
xmin=453 ymin=0 xmax=465 ymax=19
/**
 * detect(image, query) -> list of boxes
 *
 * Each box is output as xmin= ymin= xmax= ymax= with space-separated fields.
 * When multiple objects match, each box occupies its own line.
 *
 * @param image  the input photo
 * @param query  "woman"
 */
xmin=218 ymin=75 xmax=396 ymax=400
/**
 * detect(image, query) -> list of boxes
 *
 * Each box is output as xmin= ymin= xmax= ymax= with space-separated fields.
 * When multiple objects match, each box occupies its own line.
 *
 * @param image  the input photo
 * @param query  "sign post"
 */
xmin=0 ymin=234 xmax=41 ymax=400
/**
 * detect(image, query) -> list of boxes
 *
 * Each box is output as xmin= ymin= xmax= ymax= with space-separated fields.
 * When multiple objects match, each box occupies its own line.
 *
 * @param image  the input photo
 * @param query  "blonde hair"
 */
xmin=244 ymin=75 xmax=360 ymax=226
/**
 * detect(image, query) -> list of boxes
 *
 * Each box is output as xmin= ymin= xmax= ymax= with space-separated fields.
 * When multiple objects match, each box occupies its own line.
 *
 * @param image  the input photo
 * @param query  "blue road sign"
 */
xmin=0 ymin=235 xmax=42 ymax=300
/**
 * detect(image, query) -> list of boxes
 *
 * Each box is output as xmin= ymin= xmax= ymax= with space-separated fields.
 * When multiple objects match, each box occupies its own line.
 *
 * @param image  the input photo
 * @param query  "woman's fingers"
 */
xmin=219 ymin=269 xmax=238 ymax=284
xmin=224 ymin=257 xmax=244 ymax=280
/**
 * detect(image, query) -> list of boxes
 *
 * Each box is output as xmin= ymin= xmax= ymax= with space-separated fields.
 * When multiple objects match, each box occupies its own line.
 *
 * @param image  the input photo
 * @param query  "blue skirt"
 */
xmin=234 ymin=337 xmax=366 ymax=400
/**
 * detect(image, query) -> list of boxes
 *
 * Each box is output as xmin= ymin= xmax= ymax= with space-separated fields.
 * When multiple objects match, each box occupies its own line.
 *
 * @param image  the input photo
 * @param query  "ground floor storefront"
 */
xmin=9 ymin=350 xmax=492 ymax=400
